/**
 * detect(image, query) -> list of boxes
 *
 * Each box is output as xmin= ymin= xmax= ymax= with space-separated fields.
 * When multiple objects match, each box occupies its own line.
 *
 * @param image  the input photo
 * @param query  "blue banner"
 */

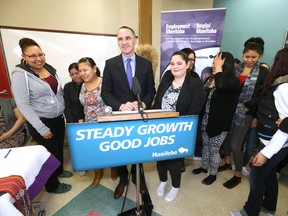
xmin=66 ymin=115 xmax=198 ymax=171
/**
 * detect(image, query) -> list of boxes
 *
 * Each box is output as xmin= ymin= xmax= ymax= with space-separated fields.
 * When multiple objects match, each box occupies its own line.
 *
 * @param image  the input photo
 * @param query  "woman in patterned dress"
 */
xmin=77 ymin=57 xmax=117 ymax=187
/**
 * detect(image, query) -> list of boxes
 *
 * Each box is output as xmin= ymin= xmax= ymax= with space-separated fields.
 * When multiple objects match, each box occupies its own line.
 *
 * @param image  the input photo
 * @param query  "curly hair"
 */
xmin=135 ymin=44 xmax=159 ymax=77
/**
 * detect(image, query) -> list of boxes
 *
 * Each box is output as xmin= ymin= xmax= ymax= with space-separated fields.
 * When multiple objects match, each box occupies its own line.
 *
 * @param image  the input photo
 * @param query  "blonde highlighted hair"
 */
xmin=135 ymin=44 xmax=159 ymax=77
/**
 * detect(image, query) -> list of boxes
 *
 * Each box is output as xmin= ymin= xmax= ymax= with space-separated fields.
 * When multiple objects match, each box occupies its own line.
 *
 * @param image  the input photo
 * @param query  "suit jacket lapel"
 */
xmin=134 ymin=54 xmax=141 ymax=77
xmin=116 ymin=54 xmax=131 ymax=90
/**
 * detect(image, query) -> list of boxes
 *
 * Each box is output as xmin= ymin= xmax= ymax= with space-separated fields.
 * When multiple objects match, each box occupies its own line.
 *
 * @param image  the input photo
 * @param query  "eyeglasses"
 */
xmin=23 ymin=53 xmax=45 ymax=60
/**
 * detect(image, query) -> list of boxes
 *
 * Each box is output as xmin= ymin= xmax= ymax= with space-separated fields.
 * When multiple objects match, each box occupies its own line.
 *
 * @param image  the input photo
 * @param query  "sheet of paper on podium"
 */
xmin=66 ymin=112 xmax=198 ymax=171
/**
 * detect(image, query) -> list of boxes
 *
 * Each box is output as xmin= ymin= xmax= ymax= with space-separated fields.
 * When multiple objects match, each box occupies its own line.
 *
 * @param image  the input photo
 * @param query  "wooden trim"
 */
xmin=138 ymin=0 xmax=152 ymax=44
xmin=0 ymin=34 xmax=11 ymax=98
xmin=97 ymin=111 xmax=179 ymax=123
xmin=0 ymin=25 xmax=116 ymax=37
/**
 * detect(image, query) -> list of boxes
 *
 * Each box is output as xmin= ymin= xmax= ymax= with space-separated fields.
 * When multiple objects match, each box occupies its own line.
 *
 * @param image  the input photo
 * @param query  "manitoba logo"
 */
xmin=152 ymin=147 xmax=188 ymax=158
xmin=178 ymin=147 xmax=188 ymax=153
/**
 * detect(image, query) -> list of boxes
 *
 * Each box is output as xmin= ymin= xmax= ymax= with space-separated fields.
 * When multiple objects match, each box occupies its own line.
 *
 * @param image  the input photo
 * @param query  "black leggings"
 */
xmin=27 ymin=115 xmax=65 ymax=192
xmin=157 ymin=158 xmax=182 ymax=188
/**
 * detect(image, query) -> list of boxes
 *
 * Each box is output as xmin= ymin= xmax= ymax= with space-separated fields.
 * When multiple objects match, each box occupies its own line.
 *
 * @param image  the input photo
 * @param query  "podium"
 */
xmin=100 ymin=110 xmax=179 ymax=216
xmin=66 ymin=110 xmax=199 ymax=216
xmin=97 ymin=110 xmax=179 ymax=122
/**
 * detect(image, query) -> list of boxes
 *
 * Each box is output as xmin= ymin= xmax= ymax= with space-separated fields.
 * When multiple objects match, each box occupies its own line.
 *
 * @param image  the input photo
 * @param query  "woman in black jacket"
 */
xmin=192 ymin=52 xmax=240 ymax=185
xmin=153 ymin=51 xmax=205 ymax=202
xmin=63 ymin=62 xmax=83 ymax=123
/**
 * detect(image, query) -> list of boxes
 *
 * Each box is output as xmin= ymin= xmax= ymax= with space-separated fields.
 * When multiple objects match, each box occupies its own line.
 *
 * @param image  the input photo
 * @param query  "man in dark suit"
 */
xmin=101 ymin=26 xmax=156 ymax=199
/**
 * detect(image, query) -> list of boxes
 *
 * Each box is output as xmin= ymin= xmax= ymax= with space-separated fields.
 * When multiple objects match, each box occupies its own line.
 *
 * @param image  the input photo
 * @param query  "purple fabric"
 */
xmin=28 ymin=154 xmax=60 ymax=199
xmin=126 ymin=59 xmax=132 ymax=89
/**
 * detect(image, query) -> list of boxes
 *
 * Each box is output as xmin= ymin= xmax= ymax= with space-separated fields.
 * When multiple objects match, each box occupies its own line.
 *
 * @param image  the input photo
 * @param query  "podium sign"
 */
xmin=67 ymin=115 xmax=198 ymax=171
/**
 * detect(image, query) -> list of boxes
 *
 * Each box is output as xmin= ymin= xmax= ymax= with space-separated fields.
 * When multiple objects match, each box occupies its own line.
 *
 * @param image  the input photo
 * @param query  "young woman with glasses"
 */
xmin=11 ymin=37 xmax=72 ymax=194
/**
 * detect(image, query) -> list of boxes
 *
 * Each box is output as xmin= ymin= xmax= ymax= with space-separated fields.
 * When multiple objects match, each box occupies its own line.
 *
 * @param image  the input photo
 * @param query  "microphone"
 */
xmin=132 ymin=77 xmax=143 ymax=114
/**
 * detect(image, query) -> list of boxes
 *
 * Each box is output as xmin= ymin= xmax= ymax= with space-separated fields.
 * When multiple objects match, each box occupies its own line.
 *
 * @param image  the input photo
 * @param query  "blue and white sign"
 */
xmin=66 ymin=115 xmax=198 ymax=171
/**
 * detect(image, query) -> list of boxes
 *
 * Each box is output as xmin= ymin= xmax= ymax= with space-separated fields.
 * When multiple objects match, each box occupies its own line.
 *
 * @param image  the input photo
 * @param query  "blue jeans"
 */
xmin=243 ymin=127 xmax=258 ymax=167
xmin=243 ymin=142 xmax=288 ymax=216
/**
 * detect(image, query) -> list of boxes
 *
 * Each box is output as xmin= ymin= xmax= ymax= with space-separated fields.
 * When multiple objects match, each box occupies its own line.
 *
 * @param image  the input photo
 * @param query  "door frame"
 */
xmin=0 ymin=33 xmax=12 ymax=98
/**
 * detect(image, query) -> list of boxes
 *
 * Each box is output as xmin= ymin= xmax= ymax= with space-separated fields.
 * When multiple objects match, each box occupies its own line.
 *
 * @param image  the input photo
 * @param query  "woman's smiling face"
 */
xmin=22 ymin=45 xmax=46 ymax=70
xmin=170 ymin=54 xmax=189 ymax=78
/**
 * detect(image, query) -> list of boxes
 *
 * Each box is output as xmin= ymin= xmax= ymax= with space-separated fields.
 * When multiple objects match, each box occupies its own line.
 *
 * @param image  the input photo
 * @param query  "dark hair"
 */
xmin=260 ymin=48 xmax=288 ymax=97
xmin=68 ymin=62 xmax=78 ymax=72
xmin=19 ymin=38 xmax=40 ymax=53
xmin=118 ymin=26 xmax=136 ymax=36
xmin=201 ymin=66 xmax=212 ymax=80
xmin=234 ymin=58 xmax=241 ymax=64
xmin=181 ymin=47 xmax=196 ymax=71
xmin=96 ymin=67 xmax=101 ymax=77
xmin=220 ymin=52 xmax=234 ymax=75
xmin=260 ymin=62 xmax=270 ymax=70
xmin=243 ymin=37 xmax=265 ymax=56
xmin=170 ymin=51 xmax=189 ymax=63
xmin=78 ymin=57 xmax=96 ymax=67
xmin=180 ymin=48 xmax=196 ymax=58
xmin=78 ymin=57 xmax=100 ymax=77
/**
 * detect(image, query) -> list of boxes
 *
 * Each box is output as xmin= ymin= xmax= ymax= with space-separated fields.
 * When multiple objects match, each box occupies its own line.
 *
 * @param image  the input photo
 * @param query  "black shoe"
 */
xmin=192 ymin=167 xmax=208 ymax=174
xmin=218 ymin=163 xmax=232 ymax=172
xmin=50 ymin=183 xmax=72 ymax=194
xmin=114 ymin=181 xmax=128 ymax=199
xmin=202 ymin=175 xmax=216 ymax=185
xmin=223 ymin=175 xmax=241 ymax=189
xmin=58 ymin=170 xmax=73 ymax=178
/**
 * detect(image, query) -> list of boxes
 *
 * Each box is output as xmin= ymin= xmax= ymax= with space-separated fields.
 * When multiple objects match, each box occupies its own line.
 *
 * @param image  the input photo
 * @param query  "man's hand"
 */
xmin=132 ymin=101 xmax=146 ymax=110
xmin=120 ymin=102 xmax=136 ymax=111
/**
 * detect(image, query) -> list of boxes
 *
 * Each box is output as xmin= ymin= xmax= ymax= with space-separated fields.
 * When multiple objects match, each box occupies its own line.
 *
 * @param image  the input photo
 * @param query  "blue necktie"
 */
xmin=126 ymin=59 xmax=132 ymax=89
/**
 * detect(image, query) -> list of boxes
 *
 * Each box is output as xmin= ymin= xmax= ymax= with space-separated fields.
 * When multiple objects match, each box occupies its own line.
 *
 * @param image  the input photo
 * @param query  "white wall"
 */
xmin=0 ymin=0 xmax=138 ymax=34
xmin=0 ymin=0 xmax=213 ymax=86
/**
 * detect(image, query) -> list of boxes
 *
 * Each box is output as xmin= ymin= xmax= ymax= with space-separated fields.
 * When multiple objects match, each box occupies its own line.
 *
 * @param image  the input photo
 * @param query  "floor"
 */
xmin=33 ymin=147 xmax=288 ymax=216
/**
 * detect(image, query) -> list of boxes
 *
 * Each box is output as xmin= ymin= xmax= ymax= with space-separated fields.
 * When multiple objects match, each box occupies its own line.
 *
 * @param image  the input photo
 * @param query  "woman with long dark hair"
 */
xmin=192 ymin=52 xmax=239 ymax=185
